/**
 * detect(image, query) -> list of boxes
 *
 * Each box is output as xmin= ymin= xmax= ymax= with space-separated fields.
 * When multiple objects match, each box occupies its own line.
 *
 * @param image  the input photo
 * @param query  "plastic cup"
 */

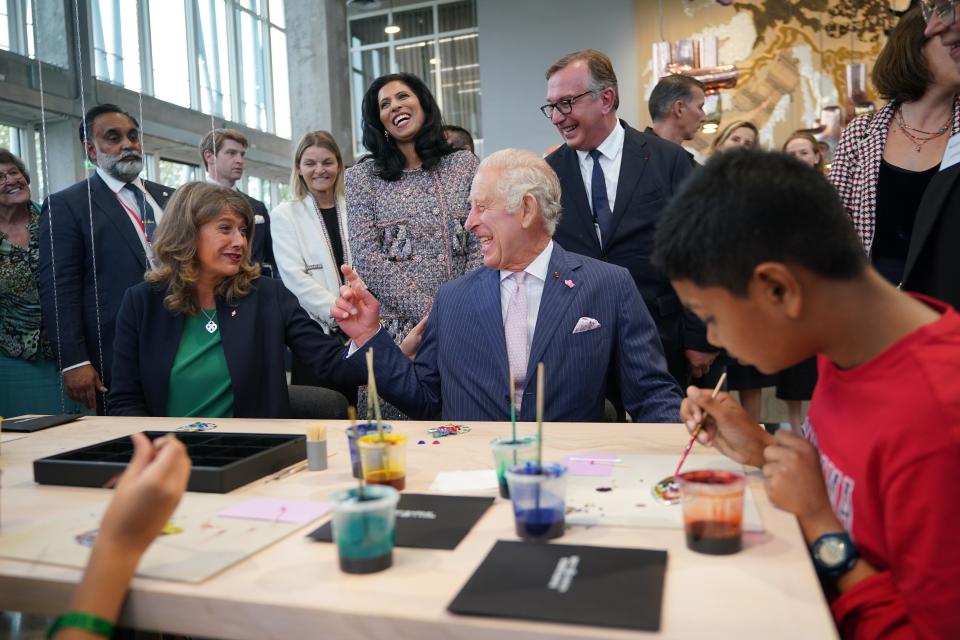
xmin=357 ymin=433 xmax=408 ymax=491
xmin=345 ymin=422 xmax=392 ymax=479
xmin=678 ymin=469 xmax=745 ymax=555
xmin=490 ymin=436 xmax=538 ymax=498
xmin=330 ymin=484 xmax=400 ymax=574
xmin=505 ymin=462 xmax=567 ymax=541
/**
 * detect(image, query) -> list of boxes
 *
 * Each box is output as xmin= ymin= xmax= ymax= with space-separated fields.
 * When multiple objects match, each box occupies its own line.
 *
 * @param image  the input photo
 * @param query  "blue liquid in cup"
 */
xmin=505 ymin=461 xmax=567 ymax=541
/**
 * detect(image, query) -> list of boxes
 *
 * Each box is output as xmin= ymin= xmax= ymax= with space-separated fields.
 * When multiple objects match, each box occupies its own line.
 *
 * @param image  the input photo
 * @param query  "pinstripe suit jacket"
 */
xmin=355 ymin=243 xmax=682 ymax=422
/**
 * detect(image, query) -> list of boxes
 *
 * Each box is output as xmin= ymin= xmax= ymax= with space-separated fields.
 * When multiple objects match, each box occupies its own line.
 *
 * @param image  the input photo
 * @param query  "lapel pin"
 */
xmin=564 ymin=279 xmax=576 ymax=289
xmin=231 ymin=309 xmax=237 ymax=317
xmin=553 ymin=271 xmax=560 ymax=279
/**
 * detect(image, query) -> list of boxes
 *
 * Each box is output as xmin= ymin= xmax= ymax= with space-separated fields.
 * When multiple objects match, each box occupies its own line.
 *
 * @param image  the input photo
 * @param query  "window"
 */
xmin=89 ymin=0 xmax=291 ymax=138
xmin=158 ymin=158 xmax=202 ymax=188
xmin=1 ymin=0 xmax=36 ymax=60
xmin=91 ymin=0 xmax=143 ymax=92
xmin=348 ymin=0 xmax=481 ymax=157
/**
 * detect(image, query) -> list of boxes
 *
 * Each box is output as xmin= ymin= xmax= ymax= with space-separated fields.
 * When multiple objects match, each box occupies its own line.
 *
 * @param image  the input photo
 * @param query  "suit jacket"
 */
xmin=902 ymin=163 xmax=960 ymax=307
xmin=546 ymin=121 xmax=712 ymax=385
xmin=107 ymin=277 xmax=361 ymax=417
xmin=38 ymin=173 xmax=173 ymax=384
xmin=351 ymin=243 xmax=682 ymax=423
xmin=241 ymin=192 xmax=275 ymax=276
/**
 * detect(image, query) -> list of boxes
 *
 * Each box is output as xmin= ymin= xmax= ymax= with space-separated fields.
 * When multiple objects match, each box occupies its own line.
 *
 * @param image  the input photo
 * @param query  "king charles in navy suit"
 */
xmin=38 ymin=104 xmax=175 ymax=412
xmin=334 ymin=149 xmax=681 ymax=423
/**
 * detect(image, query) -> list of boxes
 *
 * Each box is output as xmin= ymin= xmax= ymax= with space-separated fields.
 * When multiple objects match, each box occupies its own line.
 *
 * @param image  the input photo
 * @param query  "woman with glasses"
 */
xmin=0 ymin=148 xmax=83 ymax=416
xmin=830 ymin=6 xmax=960 ymax=285
xmin=346 ymin=72 xmax=481 ymax=419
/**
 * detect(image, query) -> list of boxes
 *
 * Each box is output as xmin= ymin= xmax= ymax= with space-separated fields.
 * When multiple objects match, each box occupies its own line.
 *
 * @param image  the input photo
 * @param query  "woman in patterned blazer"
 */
xmin=829 ymin=7 xmax=960 ymax=285
xmin=346 ymin=73 xmax=481 ymax=419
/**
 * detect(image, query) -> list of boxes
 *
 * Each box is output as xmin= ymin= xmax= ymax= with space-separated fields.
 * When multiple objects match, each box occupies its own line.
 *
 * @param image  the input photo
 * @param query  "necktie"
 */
xmin=589 ymin=149 xmax=613 ymax=245
xmin=504 ymin=271 xmax=529 ymax=411
xmin=123 ymin=183 xmax=156 ymax=241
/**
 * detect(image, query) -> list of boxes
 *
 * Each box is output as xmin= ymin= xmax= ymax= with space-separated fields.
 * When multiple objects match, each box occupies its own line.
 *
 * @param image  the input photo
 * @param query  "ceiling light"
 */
xmin=384 ymin=24 xmax=400 ymax=34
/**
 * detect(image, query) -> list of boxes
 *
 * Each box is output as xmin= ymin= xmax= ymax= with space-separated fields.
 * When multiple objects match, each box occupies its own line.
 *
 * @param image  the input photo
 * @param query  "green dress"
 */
xmin=165 ymin=309 xmax=235 ymax=417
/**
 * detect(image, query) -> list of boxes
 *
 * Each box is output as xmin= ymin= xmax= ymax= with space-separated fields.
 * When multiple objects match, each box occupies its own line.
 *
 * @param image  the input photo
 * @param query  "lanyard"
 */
xmin=114 ymin=190 xmax=150 ymax=241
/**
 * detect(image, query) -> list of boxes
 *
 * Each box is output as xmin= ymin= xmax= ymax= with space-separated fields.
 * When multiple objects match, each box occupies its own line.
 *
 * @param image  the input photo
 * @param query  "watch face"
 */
xmin=815 ymin=537 xmax=849 ymax=566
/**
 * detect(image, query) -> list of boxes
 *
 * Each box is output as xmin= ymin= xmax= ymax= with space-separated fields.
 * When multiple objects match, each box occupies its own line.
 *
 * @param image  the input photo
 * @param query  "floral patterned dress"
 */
xmin=346 ymin=150 xmax=482 ymax=419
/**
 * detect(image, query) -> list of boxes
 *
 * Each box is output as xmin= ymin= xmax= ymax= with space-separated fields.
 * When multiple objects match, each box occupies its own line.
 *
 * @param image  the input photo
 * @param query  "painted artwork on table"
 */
xmin=0 ymin=494 xmax=327 ymax=583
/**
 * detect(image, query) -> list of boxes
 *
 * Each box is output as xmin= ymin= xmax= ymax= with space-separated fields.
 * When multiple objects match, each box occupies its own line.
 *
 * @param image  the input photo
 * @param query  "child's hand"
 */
xmin=762 ymin=430 xmax=835 ymax=524
xmin=681 ymin=385 xmax=772 ymax=467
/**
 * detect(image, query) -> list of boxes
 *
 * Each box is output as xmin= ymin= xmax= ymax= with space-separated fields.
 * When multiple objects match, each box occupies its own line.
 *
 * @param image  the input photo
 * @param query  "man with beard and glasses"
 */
xmin=38 ymin=104 xmax=175 ymax=413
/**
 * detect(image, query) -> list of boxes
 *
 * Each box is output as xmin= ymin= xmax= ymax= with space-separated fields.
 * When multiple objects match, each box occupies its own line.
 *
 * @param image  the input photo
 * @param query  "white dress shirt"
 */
xmin=499 ymin=241 xmax=554 ymax=354
xmin=96 ymin=167 xmax=163 ymax=266
xmin=575 ymin=122 xmax=624 ymax=242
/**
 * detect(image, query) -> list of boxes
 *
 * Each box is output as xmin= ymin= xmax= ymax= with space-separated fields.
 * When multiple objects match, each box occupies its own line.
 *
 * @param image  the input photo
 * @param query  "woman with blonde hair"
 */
xmin=107 ymin=182 xmax=361 ymax=417
xmin=710 ymin=120 xmax=759 ymax=153
xmin=271 ymin=131 xmax=354 ymax=390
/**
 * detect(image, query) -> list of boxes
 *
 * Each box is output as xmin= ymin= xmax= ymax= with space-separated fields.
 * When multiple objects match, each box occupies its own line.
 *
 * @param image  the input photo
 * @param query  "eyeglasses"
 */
xmin=0 ymin=167 xmax=24 ymax=184
xmin=921 ymin=0 xmax=959 ymax=27
xmin=539 ymin=91 xmax=596 ymax=119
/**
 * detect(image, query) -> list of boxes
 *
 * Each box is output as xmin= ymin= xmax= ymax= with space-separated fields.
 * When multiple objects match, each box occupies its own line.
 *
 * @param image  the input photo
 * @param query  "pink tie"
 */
xmin=504 ymin=271 xmax=528 ymax=410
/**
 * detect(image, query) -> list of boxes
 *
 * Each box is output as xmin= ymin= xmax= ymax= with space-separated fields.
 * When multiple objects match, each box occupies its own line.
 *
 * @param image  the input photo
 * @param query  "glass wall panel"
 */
xmin=438 ymin=0 xmax=474 ymax=31
xmin=271 ymin=27 xmax=290 ymax=138
xmin=238 ymin=8 xmax=267 ymax=130
xmin=350 ymin=46 xmax=389 ymax=154
xmin=158 ymin=158 xmax=201 ymax=188
xmin=394 ymin=39 xmax=436 ymax=94
xmin=196 ymin=0 xmax=232 ymax=119
xmin=149 ymin=0 xmax=191 ymax=107
xmin=438 ymin=33 xmax=480 ymax=135
xmin=91 ymin=0 xmax=142 ymax=91
xmin=0 ymin=1 xmax=10 ymax=51
xmin=268 ymin=0 xmax=283 ymax=27
xmin=350 ymin=15 xmax=387 ymax=47
xmin=394 ymin=7 xmax=432 ymax=40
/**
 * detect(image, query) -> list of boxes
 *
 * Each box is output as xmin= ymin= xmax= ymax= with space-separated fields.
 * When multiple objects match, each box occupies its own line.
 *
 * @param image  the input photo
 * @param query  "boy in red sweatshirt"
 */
xmin=652 ymin=148 xmax=960 ymax=639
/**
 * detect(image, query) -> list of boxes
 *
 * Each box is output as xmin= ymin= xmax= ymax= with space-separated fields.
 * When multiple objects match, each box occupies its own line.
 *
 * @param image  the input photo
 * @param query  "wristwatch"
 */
xmin=810 ymin=531 xmax=859 ymax=578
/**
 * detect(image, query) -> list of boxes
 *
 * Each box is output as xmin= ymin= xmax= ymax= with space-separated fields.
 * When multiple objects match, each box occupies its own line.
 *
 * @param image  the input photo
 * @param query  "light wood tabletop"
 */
xmin=0 ymin=416 xmax=837 ymax=639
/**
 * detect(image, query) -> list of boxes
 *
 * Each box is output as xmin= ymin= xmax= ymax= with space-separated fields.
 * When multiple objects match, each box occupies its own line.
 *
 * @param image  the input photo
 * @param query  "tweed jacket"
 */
xmin=828 ymin=97 xmax=960 ymax=254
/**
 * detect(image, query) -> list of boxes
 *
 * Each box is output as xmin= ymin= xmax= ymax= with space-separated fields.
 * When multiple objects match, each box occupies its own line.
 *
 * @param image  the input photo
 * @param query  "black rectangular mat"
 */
xmin=4 ymin=414 xmax=82 ymax=432
xmin=309 ymin=493 xmax=494 ymax=550
xmin=448 ymin=540 xmax=667 ymax=631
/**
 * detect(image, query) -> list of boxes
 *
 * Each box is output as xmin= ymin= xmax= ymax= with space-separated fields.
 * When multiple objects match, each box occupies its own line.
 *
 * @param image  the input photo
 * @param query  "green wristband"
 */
xmin=47 ymin=611 xmax=114 ymax=639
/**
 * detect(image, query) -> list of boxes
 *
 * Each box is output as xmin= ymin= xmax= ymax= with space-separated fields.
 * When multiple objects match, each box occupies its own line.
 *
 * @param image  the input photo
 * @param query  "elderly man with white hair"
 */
xmin=334 ymin=149 xmax=681 ymax=422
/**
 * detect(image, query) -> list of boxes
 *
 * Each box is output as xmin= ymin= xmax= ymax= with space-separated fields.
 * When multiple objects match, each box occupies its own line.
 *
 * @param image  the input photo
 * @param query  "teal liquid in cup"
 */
xmin=330 ymin=484 xmax=400 ymax=574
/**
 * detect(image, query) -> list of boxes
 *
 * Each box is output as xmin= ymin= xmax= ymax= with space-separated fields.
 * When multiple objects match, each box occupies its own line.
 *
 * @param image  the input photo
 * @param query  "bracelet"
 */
xmin=47 ymin=611 xmax=114 ymax=639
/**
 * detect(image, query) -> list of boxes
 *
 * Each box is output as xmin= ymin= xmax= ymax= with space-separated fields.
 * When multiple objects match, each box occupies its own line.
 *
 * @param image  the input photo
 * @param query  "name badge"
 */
xmin=940 ymin=133 xmax=960 ymax=172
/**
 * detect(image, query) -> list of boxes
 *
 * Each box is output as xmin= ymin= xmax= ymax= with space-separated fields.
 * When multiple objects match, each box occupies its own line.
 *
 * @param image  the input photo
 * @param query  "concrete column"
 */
xmin=40 ymin=117 xmax=87 ymax=193
xmin=284 ymin=0 xmax=354 ymax=163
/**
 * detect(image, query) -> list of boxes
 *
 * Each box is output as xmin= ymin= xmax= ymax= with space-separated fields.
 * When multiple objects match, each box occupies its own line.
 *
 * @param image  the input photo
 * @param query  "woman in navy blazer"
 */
xmin=108 ymin=182 xmax=361 ymax=418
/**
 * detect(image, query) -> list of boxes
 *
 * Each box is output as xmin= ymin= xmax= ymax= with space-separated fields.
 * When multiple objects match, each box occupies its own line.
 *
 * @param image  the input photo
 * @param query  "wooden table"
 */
xmin=0 ymin=417 xmax=837 ymax=639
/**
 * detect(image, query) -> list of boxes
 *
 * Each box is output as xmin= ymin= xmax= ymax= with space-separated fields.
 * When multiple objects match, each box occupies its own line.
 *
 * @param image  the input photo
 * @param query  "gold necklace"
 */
xmin=895 ymin=108 xmax=950 ymax=152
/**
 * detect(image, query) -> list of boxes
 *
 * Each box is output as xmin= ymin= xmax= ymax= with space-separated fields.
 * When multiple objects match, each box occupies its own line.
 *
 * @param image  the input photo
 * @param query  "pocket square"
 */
xmin=254 ymin=214 xmax=265 ymax=224
xmin=573 ymin=317 xmax=601 ymax=334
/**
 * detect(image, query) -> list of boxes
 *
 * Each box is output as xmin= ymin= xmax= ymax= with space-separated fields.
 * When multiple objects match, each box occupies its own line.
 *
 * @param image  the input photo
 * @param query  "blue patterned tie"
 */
xmin=124 ymin=183 xmax=156 ymax=241
xmin=589 ymin=149 xmax=613 ymax=246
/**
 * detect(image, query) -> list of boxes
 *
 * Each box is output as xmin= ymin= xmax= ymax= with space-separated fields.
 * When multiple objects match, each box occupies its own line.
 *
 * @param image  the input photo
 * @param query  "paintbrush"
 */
xmin=365 ymin=349 xmax=384 ymax=441
xmin=673 ymin=372 xmax=727 ymax=478
xmin=348 ymin=406 xmax=364 ymax=500
xmin=536 ymin=362 xmax=544 ymax=471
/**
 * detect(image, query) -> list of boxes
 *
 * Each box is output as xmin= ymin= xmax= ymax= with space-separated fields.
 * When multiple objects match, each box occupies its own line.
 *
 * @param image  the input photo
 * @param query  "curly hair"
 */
xmin=359 ymin=72 xmax=453 ymax=181
xmin=146 ymin=182 xmax=260 ymax=315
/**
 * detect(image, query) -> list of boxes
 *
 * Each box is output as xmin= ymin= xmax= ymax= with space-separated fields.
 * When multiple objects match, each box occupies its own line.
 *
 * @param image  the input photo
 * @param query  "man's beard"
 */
xmin=97 ymin=149 xmax=143 ymax=182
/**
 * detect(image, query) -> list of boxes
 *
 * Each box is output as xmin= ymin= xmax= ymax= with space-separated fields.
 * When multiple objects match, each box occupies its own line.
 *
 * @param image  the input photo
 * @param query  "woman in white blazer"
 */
xmin=271 ymin=131 xmax=352 ymax=387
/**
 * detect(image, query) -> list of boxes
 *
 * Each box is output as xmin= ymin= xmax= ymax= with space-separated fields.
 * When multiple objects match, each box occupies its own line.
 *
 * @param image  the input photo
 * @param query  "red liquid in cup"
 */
xmin=679 ymin=470 xmax=744 ymax=556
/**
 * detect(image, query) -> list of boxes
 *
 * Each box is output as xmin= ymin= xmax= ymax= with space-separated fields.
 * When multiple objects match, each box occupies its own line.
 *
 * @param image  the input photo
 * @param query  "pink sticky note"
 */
xmin=564 ymin=453 xmax=620 ymax=477
xmin=218 ymin=498 xmax=331 ymax=524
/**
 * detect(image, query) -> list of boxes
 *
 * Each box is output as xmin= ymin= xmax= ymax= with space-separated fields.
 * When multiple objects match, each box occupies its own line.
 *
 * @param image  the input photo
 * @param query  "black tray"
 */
xmin=33 ymin=431 xmax=306 ymax=493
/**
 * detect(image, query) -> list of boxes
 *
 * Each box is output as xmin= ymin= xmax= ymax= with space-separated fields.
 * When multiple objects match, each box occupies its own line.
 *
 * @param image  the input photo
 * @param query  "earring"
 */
xmin=384 ymin=129 xmax=390 ymax=141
